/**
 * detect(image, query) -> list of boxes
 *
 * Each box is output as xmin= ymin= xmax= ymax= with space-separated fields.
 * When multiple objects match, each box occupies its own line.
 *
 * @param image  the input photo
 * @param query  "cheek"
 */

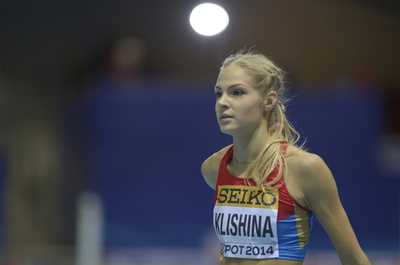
xmin=215 ymin=103 xmax=222 ymax=121
xmin=244 ymin=100 xmax=264 ymax=115
xmin=241 ymin=104 xmax=264 ymax=121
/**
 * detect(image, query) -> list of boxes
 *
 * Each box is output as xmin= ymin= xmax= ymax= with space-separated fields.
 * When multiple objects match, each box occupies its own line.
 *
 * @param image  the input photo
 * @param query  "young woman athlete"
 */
xmin=201 ymin=51 xmax=371 ymax=265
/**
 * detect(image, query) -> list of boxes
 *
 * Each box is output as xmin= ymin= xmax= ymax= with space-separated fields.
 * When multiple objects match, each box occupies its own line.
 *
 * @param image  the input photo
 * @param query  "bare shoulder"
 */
xmin=286 ymin=145 xmax=371 ymax=264
xmin=285 ymin=145 xmax=329 ymax=176
xmin=285 ymin=145 xmax=336 ymax=210
xmin=201 ymin=145 xmax=232 ymax=190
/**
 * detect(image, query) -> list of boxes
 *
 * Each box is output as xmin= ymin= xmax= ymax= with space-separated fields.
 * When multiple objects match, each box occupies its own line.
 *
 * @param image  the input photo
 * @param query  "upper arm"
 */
xmin=299 ymin=154 xmax=370 ymax=265
xmin=201 ymin=157 xmax=218 ymax=190
xmin=201 ymin=145 xmax=231 ymax=190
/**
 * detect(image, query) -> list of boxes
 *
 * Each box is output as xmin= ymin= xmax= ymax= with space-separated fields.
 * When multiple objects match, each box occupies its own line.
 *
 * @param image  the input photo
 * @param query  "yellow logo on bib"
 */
xmin=216 ymin=185 xmax=279 ymax=210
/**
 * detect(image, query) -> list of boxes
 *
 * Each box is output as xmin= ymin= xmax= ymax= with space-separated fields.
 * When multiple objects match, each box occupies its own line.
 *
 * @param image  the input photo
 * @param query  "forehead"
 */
xmin=216 ymin=63 xmax=254 ymax=88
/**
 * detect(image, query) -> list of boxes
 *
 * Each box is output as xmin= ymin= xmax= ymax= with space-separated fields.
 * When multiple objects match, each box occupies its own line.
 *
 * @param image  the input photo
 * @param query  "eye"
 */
xmin=215 ymin=91 xmax=222 ymax=98
xmin=233 ymin=89 xmax=245 ymax=96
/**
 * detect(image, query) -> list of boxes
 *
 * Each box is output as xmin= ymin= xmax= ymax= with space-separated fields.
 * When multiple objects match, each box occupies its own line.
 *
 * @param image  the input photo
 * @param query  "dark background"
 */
xmin=0 ymin=0 xmax=399 ymax=263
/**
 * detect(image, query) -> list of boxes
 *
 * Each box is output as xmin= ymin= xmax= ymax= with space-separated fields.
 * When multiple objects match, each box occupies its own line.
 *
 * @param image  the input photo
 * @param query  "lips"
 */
xmin=219 ymin=114 xmax=233 ymax=120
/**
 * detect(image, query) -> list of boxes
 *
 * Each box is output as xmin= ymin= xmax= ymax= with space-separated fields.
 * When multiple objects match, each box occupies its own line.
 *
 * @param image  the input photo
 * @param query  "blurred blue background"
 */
xmin=0 ymin=0 xmax=399 ymax=264
xmin=76 ymin=79 xmax=398 ymax=251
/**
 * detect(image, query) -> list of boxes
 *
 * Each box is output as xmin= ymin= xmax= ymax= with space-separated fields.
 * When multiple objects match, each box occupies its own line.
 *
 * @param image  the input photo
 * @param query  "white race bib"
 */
xmin=213 ymin=185 xmax=279 ymax=259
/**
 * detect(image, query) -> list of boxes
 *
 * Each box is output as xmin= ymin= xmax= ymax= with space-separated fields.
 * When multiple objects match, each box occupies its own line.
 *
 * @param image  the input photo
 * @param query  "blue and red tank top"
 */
xmin=213 ymin=143 xmax=314 ymax=260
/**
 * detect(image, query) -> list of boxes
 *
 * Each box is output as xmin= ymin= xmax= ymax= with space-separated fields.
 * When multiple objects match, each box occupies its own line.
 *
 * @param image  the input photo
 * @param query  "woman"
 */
xmin=201 ymin=51 xmax=371 ymax=265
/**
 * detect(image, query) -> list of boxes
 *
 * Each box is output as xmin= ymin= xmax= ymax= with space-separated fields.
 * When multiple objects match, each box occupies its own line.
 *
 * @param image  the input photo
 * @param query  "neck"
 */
xmin=232 ymin=127 xmax=271 ymax=163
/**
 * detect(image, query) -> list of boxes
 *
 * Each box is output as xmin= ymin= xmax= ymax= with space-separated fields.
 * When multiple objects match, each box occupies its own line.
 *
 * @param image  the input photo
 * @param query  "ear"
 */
xmin=264 ymin=91 xmax=278 ymax=112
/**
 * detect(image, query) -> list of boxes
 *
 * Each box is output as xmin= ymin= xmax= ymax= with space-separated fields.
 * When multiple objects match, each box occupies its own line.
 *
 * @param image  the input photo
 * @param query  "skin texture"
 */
xmin=201 ymin=63 xmax=371 ymax=265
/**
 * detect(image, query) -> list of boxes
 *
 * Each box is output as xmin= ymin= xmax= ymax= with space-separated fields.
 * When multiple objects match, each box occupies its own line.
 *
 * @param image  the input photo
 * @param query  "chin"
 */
xmin=219 ymin=126 xmax=236 ymax=136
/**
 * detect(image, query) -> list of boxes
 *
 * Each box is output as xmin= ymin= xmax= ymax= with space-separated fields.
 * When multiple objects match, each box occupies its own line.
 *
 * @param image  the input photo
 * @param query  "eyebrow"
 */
xmin=214 ymin=83 xmax=247 ymax=90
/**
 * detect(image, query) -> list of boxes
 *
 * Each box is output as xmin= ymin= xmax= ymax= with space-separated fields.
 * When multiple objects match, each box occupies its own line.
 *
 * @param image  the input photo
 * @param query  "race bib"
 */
xmin=213 ymin=185 xmax=279 ymax=259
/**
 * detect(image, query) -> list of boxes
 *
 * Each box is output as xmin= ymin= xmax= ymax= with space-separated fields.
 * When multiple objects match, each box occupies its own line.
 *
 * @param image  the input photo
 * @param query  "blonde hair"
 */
xmin=221 ymin=51 xmax=301 ymax=189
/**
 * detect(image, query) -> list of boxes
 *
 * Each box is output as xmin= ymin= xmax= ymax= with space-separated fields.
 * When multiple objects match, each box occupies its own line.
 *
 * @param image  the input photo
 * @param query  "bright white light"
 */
xmin=189 ymin=3 xmax=229 ymax=36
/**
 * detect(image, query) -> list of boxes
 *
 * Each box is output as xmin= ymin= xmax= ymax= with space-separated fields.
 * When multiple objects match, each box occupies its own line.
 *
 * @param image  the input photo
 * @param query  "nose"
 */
xmin=217 ymin=93 xmax=229 ymax=110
